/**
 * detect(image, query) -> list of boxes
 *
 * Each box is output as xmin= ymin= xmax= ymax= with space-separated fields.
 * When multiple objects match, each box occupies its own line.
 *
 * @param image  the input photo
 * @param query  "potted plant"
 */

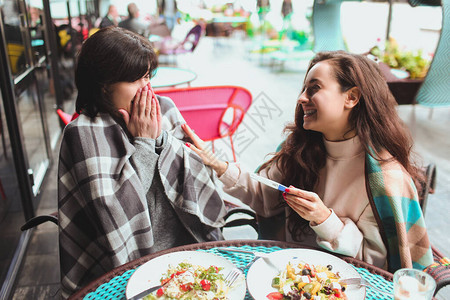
xmin=370 ymin=38 xmax=431 ymax=79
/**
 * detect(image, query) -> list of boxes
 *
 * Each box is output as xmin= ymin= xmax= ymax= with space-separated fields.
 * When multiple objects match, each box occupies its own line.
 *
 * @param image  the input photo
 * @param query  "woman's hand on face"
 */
xmin=181 ymin=123 xmax=228 ymax=177
xmin=118 ymin=85 xmax=161 ymax=139
xmin=283 ymin=186 xmax=331 ymax=225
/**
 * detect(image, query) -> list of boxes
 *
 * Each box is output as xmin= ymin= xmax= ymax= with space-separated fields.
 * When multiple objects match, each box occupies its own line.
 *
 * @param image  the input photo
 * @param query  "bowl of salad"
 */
xmin=126 ymin=251 xmax=245 ymax=300
xmin=246 ymin=249 xmax=365 ymax=300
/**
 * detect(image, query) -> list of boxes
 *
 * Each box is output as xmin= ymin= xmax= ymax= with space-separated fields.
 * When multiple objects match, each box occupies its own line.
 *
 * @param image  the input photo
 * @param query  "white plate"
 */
xmin=247 ymin=249 xmax=366 ymax=299
xmin=125 ymin=250 xmax=246 ymax=299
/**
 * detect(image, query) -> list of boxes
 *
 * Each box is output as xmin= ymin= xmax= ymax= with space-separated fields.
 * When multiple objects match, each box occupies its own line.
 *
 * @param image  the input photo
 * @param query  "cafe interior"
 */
xmin=0 ymin=0 xmax=449 ymax=299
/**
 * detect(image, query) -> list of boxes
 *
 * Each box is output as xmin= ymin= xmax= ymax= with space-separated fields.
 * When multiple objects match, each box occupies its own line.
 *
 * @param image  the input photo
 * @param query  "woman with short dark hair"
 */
xmin=58 ymin=27 xmax=226 ymax=298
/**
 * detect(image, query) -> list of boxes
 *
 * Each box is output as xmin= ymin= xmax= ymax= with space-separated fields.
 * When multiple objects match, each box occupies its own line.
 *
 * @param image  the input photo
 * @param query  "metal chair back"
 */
xmin=312 ymin=0 xmax=347 ymax=52
xmin=156 ymin=86 xmax=253 ymax=161
xmin=414 ymin=0 xmax=450 ymax=108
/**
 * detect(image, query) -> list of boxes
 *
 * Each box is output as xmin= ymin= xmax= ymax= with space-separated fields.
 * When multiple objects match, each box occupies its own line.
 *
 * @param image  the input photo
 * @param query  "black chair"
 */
xmin=220 ymin=205 xmax=258 ymax=234
xmin=418 ymin=163 xmax=436 ymax=216
xmin=21 ymin=202 xmax=258 ymax=236
xmin=20 ymin=211 xmax=58 ymax=231
xmin=20 ymin=164 xmax=437 ymax=233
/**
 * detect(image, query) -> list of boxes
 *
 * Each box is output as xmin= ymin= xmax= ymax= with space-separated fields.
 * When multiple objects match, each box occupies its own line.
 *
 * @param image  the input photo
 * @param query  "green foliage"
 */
xmin=288 ymin=30 xmax=309 ymax=46
xmin=246 ymin=20 xmax=255 ymax=37
xmin=371 ymin=40 xmax=431 ymax=79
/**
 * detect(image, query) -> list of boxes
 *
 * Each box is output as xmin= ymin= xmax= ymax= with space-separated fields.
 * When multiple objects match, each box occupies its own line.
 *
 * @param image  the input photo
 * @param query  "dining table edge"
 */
xmin=70 ymin=239 xmax=393 ymax=299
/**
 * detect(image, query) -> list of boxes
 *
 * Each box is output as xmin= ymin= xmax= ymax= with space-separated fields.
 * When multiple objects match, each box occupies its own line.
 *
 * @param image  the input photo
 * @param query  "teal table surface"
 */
xmin=80 ymin=242 xmax=393 ymax=300
xmin=211 ymin=16 xmax=249 ymax=24
xmin=150 ymin=67 xmax=197 ymax=89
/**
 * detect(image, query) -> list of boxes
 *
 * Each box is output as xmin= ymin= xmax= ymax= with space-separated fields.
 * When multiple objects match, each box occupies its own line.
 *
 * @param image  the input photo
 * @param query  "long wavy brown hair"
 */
xmin=260 ymin=51 xmax=423 ymax=241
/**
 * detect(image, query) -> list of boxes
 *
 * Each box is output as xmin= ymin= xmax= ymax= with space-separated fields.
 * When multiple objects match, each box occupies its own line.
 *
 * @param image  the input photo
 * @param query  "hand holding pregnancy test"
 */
xmin=270 ymin=181 xmax=331 ymax=225
xmin=250 ymin=173 xmax=288 ymax=192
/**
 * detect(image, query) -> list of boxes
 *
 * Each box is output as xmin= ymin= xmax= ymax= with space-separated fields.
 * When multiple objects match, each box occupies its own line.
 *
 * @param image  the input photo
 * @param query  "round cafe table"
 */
xmin=71 ymin=240 xmax=395 ymax=300
xmin=150 ymin=67 xmax=197 ymax=89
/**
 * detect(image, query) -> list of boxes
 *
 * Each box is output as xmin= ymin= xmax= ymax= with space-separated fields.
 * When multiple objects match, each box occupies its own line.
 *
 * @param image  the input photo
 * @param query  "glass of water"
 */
xmin=393 ymin=268 xmax=436 ymax=300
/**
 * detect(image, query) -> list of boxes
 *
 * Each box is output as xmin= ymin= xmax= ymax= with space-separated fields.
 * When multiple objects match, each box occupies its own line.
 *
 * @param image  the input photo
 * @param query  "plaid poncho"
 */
xmin=366 ymin=153 xmax=433 ymax=272
xmin=58 ymin=96 xmax=227 ymax=298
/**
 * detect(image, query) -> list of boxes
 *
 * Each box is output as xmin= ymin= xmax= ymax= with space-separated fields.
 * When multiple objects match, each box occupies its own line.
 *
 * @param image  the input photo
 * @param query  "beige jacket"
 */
xmin=219 ymin=136 xmax=387 ymax=269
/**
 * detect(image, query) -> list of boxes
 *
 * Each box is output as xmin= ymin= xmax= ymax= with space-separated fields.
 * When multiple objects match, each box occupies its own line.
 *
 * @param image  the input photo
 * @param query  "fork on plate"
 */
xmin=339 ymin=277 xmax=393 ymax=295
xmin=224 ymin=256 xmax=258 ymax=287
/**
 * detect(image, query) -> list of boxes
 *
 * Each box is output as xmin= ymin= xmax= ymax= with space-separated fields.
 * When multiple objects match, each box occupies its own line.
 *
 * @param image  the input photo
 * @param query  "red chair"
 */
xmin=57 ymin=109 xmax=79 ymax=125
xmin=156 ymin=86 xmax=253 ymax=162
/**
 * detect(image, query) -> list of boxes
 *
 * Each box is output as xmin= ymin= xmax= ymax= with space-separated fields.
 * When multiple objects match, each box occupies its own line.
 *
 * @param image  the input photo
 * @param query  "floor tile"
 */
xmin=12 ymin=283 xmax=60 ymax=300
xmin=15 ymin=254 xmax=59 ymax=287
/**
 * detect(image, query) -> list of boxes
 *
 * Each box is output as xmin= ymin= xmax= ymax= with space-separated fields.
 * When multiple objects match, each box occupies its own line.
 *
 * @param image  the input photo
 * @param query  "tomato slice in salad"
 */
xmin=200 ymin=279 xmax=211 ymax=291
xmin=180 ymin=283 xmax=193 ymax=292
xmin=211 ymin=265 xmax=220 ymax=273
xmin=333 ymin=288 xmax=344 ymax=298
xmin=267 ymin=292 xmax=284 ymax=300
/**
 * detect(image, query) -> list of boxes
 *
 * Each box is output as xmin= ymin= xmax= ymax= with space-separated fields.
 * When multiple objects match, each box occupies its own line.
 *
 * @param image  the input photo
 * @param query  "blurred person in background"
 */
xmin=158 ymin=0 xmax=179 ymax=33
xmin=119 ymin=2 xmax=150 ymax=37
xmin=282 ymin=0 xmax=293 ymax=19
xmin=99 ymin=4 xmax=119 ymax=28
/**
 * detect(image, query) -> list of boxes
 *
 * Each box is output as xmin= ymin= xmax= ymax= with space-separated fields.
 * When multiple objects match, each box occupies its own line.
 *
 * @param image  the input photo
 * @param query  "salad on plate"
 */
xmin=267 ymin=260 xmax=347 ymax=300
xmin=144 ymin=261 xmax=230 ymax=300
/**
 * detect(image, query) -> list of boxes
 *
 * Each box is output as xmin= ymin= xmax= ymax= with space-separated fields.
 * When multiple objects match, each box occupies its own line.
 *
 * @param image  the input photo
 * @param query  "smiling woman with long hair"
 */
xmin=183 ymin=51 xmax=433 ymax=274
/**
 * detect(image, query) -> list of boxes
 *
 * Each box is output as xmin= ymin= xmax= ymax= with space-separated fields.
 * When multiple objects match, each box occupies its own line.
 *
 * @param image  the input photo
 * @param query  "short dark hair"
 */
xmin=75 ymin=26 xmax=158 ymax=118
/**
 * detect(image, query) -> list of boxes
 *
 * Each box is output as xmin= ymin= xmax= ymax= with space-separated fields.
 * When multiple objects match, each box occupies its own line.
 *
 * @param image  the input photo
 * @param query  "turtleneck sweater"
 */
xmin=219 ymin=136 xmax=387 ymax=269
xmin=311 ymin=136 xmax=387 ymax=269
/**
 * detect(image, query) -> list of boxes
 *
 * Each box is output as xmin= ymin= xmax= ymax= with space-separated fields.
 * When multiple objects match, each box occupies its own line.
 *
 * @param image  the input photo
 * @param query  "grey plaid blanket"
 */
xmin=58 ymin=96 xmax=226 ymax=298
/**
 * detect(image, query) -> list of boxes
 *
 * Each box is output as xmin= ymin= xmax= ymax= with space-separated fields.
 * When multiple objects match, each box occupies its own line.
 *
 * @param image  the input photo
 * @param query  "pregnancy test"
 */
xmin=250 ymin=173 xmax=287 ymax=192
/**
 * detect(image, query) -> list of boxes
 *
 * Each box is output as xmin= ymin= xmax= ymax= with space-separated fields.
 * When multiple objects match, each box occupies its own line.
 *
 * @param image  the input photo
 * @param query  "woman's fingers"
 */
xmin=146 ymin=86 xmax=152 ymax=118
xmin=185 ymin=141 xmax=228 ymax=175
xmin=182 ymin=123 xmax=205 ymax=149
xmin=284 ymin=193 xmax=313 ymax=210
xmin=181 ymin=123 xmax=195 ymax=139
xmin=185 ymin=142 xmax=201 ymax=154
xmin=283 ymin=186 xmax=317 ymax=214
xmin=139 ymin=86 xmax=148 ymax=117
xmin=132 ymin=88 xmax=141 ymax=115
xmin=149 ymin=92 xmax=156 ymax=118
xmin=148 ymin=84 xmax=158 ymax=103
xmin=285 ymin=199 xmax=306 ymax=214
xmin=283 ymin=188 xmax=331 ymax=224
xmin=154 ymin=96 xmax=162 ymax=135
xmin=286 ymin=186 xmax=318 ymax=200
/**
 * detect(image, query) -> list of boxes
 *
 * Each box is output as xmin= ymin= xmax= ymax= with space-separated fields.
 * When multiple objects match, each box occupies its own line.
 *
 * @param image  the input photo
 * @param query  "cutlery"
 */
xmin=217 ymin=247 xmax=279 ymax=270
xmin=224 ymin=256 xmax=258 ymax=287
xmin=127 ymin=284 xmax=163 ymax=300
xmin=250 ymin=173 xmax=287 ymax=192
xmin=339 ymin=277 xmax=392 ymax=295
